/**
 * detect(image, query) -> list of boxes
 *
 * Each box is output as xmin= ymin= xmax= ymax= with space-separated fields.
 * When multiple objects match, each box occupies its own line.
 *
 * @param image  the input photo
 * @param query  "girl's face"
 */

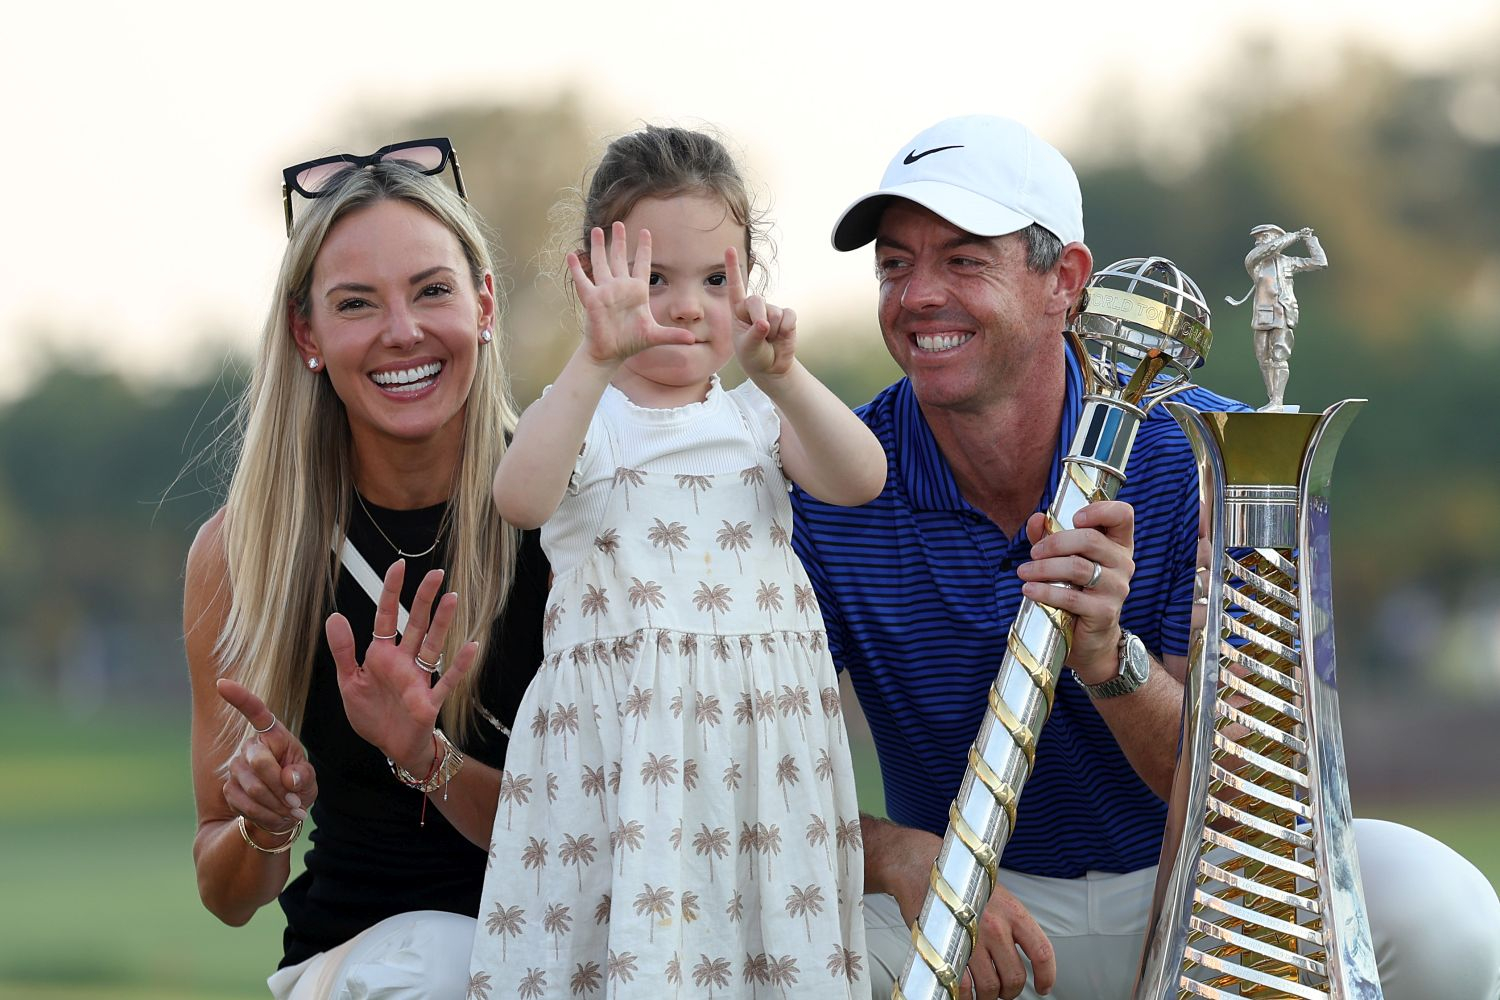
xmin=611 ymin=193 xmax=746 ymax=408
xmin=291 ymin=198 xmax=494 ymax=463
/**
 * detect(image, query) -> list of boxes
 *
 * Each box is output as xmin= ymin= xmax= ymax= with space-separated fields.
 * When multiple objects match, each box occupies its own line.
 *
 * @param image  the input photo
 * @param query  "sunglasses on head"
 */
xmin=280 ymin=137 xmax=467 ymax=235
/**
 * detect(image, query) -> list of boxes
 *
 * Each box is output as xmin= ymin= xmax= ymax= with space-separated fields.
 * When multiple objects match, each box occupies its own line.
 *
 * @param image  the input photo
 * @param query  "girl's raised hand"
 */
xmin=566 ymin=222 xmax=695 ymax=364
xmin=325 ymin=559 xmax=480 ymax=772
xmin=726 ymin=245 xmax=797 ymax=379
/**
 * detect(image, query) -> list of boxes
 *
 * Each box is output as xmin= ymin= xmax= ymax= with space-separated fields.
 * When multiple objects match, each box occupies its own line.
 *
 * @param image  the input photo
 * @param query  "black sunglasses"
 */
xmin=281 ymin=137 xmax=467 ymax=235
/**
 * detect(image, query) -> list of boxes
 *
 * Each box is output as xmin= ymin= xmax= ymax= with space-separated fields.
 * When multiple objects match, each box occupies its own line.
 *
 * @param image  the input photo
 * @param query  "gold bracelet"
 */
xmin=237 ymin=814 xmax=303 ymax=854
xmin=388 ymin=729 xmax=465 ymax=795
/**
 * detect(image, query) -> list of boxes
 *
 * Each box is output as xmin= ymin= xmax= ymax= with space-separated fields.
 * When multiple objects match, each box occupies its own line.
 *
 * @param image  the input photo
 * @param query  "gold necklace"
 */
xmin=354 ymin=491 xmax=444 ymax=559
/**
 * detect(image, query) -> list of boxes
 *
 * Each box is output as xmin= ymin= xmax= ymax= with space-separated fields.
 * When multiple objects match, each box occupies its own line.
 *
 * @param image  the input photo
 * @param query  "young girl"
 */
xmin=469 ymin=126 xmax=883 ymax=998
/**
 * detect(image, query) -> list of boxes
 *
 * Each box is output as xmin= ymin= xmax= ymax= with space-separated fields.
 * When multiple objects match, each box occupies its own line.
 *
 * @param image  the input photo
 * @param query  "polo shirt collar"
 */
xmin=894 ymin=334 xmax=1084 ymax=525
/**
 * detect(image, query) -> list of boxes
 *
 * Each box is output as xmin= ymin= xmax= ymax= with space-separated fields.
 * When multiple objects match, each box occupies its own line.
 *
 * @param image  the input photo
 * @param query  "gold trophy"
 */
xmin=1132 ymin=226 xmax=1382 ymax=998
xmin=895 ymin=257 xmax=1214 ymax=1000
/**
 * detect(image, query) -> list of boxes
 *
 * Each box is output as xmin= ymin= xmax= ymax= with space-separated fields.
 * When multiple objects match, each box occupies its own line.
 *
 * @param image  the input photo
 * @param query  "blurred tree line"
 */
xmin=4 ymin=38 xmax=1498 ymax=709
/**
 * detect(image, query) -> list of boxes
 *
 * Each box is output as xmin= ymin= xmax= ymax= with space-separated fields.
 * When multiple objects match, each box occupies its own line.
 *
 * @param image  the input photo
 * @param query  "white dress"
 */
xmin=470 ymin=378 xmax=869 ymax=1000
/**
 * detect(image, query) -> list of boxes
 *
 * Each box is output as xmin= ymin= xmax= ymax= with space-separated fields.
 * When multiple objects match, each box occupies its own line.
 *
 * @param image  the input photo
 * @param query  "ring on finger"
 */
xmin=252 ymin=715 xmax=276 ymax=734
xmin=1082 ymin=559 xmax=1103 ymax=590
xmin=372 ymin=629 xmax=399 ymax=642
xmin=414 ymin=651 xmax=442 ymax=674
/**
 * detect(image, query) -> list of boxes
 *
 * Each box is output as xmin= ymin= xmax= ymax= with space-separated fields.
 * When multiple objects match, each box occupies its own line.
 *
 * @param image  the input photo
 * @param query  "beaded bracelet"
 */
xmin=388 ymin=730 xmax=466 ymax=827
xmin=238 ymin=814 xmax=303 ymax=854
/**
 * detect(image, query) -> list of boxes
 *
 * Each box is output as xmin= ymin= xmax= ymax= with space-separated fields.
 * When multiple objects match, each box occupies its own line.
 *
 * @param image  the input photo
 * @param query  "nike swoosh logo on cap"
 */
xmin=903 ymin=145 xmax=963 ymax=165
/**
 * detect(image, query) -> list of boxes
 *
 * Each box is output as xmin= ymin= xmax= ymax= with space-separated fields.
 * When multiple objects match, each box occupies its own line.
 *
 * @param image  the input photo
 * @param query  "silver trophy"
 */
xmin=895 ymin=258 xmax=1213 ymax=1000
xmin=1133 ymin=227 xmax=1380 ymax=999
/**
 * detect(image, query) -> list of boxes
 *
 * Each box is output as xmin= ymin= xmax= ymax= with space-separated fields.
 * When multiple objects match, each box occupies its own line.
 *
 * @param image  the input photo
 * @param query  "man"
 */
xmin=791 ymin=115 xmax=1499 ymax=1000
xmin=1227 ymin=223 xmax=1327 ymax=409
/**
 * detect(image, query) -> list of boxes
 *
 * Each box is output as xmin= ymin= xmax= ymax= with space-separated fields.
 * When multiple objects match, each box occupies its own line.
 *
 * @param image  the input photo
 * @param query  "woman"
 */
xmin=186 ymin=141 xmax=547 ymax=999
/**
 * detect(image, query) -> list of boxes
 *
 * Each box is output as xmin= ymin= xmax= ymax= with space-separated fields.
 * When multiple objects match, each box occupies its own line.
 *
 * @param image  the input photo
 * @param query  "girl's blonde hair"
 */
xmin=217 ymin=162 xmax=519 ymax=746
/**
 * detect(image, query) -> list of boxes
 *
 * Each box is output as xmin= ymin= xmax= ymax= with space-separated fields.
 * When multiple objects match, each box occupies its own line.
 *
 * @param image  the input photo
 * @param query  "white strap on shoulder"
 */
xmin=335 ymin=531 xmax=410 ymax=637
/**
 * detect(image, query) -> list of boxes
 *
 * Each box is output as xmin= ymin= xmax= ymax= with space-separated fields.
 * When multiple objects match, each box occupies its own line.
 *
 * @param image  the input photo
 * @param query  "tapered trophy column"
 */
xmin=1133 ymin=227 xmax=1381 ymax=999
xmin=895 ymin=258 xmax=1214 ymax=1000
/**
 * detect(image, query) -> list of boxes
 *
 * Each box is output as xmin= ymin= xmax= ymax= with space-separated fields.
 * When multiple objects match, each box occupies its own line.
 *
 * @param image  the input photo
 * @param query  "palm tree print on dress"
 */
xmin=581 ymin=765 xmax=608 ymax=821
xmin=682 ymin=757 xmax=699 ymax=792
xmin=716 ymin=520 xmax=753 ymax=571
xmin=756 ymin=581 xmax=783 ymax=629
xmin=836 ymin=819 xmax=863 ymax=877
xmin=593 ymin=528 xmax=621 ymax=568
xmin=692 ymin=581 xmax=732 ymax=631
xmin=543 ymin=902 xmax=573 ymax=959
xmin=611 ymin=819 xmax=644 ymax=875
xmin=775 ymin=753 xmax=801 ymax=809
xmin=693 ymin=823 xmax=731 ymax=882
xmin=760 ymin=823 xmax=783 ymax=881
xmin=693 ymin=954 xmax=733 ymax=997
xmin=647 ymin=518 xmax=689 ymax=572
xmin=820 ymin=686 xmax=843 ymax=742
xmin=826 ymin=945 xmax=864 ymax=984
xmin=806 ymin=814 xmax=832 ymax=865
xmin=740 ymin=464 xmax=767 ymax=510
xmin=710 ymin=634 xmax=732 ymax=662
xmin=465 ymin=970 xmax=491 ymax=1000
xmin=726 ymin=891 xmax=745 ymax=923
xmin=593 ymin=893 xmax=611 ymax=926
xmin=570 ymin=961 xmax=602 ymax=996
xmin=779 ymin=684 xmax=812 ymax=738
xmin=517 ymin=968 xmax=546 ymax=999
xmin=580 ymin=584 xmax=609 ymax=639
xmin=640 ymin=752 xmax=679 ymax=810
xmin=794 ymin=584 xmax=818 ymax=627
xmin=769 ymin=519 xmax=791 ymax=571
xmin=632 ymin=884 xmax=674 ymax=943
xmin=694 ymin=693 xmax=722 ymax=748
xmin=785 ymin=884 xmax=826 ymax=942
xmin=768 ymin=954 xmax=801 ymax=998
xmin=521 ymin=836 xmax=548 ymax=891
xmin=722 ymin=760 xmax=742 ymax=790
xmin=622 ymin=685 xmax=653 ymax=742
xmin=681 ymin=890 xmax=700 ymax=924
xmin=559 ymin=833 xmax=598 ymax=890
xmin=754 ymin=689 xmax=777 ymax=748
xmin=498 ymin=771 xmax=533 ymax=830
xmin=627 ymin=577 xmax=664 ymax=628
xmin=551 ymin=702 xmax=580 ymax=759
xmin=484 ymin=902 xmax=525 ymax=961
xmin=743 ymin=952 xmax=769 ymax=998
xmin=666 ymin=954 xmax=682 ymax=987
xmin=546 ymin=772 xmax=559 ymax=804
xmin=543 ymin=601 xmax=565 ymax=639
xmin=674 ymin=473 xmax=712 ymax=514
xmin=815 ymin=748 xmax=835 ymax=783
xmin=613 ymin=466 xmax=646 ymax=510
xmin=530 ymin=707 xmax=550 ymax=758
xmin=606 ymin=950 xmax=638 ymax=985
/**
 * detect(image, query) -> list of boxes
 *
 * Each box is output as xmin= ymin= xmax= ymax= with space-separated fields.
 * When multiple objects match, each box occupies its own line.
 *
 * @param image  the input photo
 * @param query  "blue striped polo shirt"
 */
xmin=791 ymin=341 xmax=1248 ymax=877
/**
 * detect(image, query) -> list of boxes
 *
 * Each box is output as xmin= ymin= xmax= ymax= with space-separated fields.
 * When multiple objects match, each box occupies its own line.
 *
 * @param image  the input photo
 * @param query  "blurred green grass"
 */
xmin=3 ymin=699 xmax=1496 ymax=999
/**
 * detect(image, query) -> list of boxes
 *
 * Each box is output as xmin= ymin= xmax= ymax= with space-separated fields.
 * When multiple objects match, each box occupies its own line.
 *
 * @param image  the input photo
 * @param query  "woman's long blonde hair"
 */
xmin=217 ymin=162 xmax=518 ymax=745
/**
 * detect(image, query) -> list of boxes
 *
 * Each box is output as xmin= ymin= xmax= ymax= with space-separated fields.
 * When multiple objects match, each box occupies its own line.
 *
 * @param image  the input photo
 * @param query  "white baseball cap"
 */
xmin=831 ymin=115 xmax=1084 ymax=251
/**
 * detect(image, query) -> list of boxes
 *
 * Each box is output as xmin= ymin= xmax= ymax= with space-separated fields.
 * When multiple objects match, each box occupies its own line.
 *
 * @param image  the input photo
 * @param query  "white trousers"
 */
xmin=864 ymin=819 xmax=1500 ymax=1000
xmin=266 ymin=910 xmax=473 ymax=1000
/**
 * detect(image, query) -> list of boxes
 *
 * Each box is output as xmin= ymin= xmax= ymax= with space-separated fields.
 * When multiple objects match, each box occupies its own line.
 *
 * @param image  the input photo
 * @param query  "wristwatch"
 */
xmin=1075 ymin=629 xmax=1150 ymax=699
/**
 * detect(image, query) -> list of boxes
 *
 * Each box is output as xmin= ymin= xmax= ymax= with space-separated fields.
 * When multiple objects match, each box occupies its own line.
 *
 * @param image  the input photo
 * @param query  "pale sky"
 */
xmin=3 ymin=0 xmax=1495 ymax=398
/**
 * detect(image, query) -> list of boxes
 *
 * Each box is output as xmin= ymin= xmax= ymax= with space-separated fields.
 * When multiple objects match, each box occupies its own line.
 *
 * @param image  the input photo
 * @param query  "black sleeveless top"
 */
xmin=278 ymin=497 xmax=548 ymax=968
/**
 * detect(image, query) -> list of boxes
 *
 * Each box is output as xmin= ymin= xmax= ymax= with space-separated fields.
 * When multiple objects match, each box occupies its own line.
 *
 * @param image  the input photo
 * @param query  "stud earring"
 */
xmin=479 ymin=327 xmax=493 ymax=344
xmin=307 ymin=357 xmax=320 ymax=371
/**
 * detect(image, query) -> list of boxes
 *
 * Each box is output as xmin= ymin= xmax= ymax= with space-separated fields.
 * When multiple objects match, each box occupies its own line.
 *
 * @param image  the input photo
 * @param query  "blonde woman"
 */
xmin=186 ymin=142 xmax=547 ymax=999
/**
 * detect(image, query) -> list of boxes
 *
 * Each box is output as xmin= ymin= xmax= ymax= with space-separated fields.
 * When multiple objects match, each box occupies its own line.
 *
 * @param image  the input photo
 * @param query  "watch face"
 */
xmin=1123 ymin=633 xmax=1150 ymax=685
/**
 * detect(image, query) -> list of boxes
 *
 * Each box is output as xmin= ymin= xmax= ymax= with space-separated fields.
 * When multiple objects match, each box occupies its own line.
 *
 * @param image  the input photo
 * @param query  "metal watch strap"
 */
xmin=1075 ymin=629 xmax=1148 ymax=699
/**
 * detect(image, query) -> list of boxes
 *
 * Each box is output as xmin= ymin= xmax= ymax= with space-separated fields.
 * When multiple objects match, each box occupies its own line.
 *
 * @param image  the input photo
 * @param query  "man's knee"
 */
xmin=1355 ymin=818 xmax=1500 ymax=999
